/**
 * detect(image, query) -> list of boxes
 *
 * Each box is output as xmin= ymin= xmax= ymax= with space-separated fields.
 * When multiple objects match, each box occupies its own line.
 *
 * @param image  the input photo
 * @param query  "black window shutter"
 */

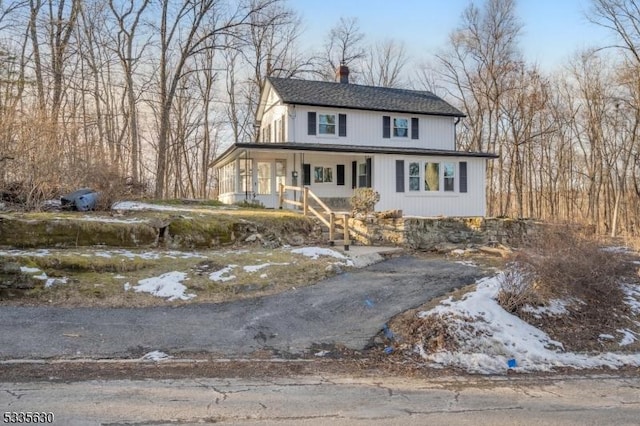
xmin=351 ymin=161 xmax=357 ymax=189
xmin=365 ymin=158 xmax=372 ymax=188
xmin=307 ymin=112 xmax=316 ymax=135
xmin=338 ymin=114 xmax=347 ymax=137
xmin=337 ymin=164 xmax=345 ymax=186
xmin=411 ymin=118 xmax=419 ymax=139
xmin=395 ymin=160 xmax=405 ymax=192
xmin=383 ymin=116 xmax=391 ymax=138
xmin=303 ymin=163 xmax=311 ymax=186
xmin=459 ymin=162 xmax=468 ymax=193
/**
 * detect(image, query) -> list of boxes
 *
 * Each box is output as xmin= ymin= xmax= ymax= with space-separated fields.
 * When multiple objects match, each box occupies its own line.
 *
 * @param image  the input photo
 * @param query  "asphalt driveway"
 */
xmin=0 ymin=256 xmax=486 ymax=359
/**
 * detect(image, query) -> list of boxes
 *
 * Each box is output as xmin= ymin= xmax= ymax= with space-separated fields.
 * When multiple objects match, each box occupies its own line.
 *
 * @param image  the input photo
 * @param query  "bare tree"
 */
xmin=107 ymin=0 xmax=150 ymax=185
xmin=436 ymin=0 xmax=523 ymax=215
xmin=153 ymin=0 xmax=274 ymax=198
xmin=319 ymin=16 xmax=366 ymax=81
xmin=362 ymin=38 xmax=409 ymax=88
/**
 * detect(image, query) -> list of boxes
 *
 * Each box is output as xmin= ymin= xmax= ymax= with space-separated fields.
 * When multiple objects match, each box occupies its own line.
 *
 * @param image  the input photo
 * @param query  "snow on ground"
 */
xmin=141 ymin=350 xmax=172 ymax=361
xmin=112 ymin=201 xmax=235 ymax=212
xmin=209 ymin=265 xmax=237 ymax=282
xmin=20 ymin=266 xmax=41 ymax=274
xmin=243 ymin=262 xmax=289 ymax=273
xmin=71 ymin=216 xmax=147 ymax=224
xmin=521 ymin=299 xmax=570 ymax=319
xmin=31 ymin=272 xmax=68 ymax=288
xmin=0 ymin=248 xmax=208 ymax=261
xmin=0 ymin=249 xmax=51 ymax=257
xmin=622 ymin=283 xmax=640 ymax=314
xmin=291 ymin=247 xmax=354 ymax=266
xmin=617 ymin=329 xmax=638 ymax=346
xmin=415 ymin=274 xmax=640 ymax=374
xmin=132 ymin=271 xmax=195 ymax=301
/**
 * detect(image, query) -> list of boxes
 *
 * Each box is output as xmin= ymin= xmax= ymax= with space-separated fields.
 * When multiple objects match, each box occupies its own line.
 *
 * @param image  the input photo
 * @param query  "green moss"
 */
xmin=19 ymin=254 xmax=158 ymax=273
xmin=0 ymin=215 xmax=158 ymax=248
xmin=167 ymin=215 xmax=236 ymax=248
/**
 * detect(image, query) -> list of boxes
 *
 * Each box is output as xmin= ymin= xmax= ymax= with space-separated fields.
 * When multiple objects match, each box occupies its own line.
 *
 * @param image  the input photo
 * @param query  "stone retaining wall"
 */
xmin=348 ymin=216 xmax=539 ymax=249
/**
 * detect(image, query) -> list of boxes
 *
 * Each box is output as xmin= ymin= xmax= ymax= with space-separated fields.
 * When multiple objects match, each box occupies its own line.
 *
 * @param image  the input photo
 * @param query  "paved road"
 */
xmin=2 ymin=374 xmax=639 ymax=425
xmin=0 ymin=256 xmax=485 ymax=359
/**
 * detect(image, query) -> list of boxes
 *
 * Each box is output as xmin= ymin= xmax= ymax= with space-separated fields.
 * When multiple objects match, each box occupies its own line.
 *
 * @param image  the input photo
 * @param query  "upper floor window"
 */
xmin=383 ymin=116 xmax=419 ymax=139
xmin=393 ymin=118 xmax=409 ymax=137
xmin=308 ymin=112 xmax=346 ymax=137
xmin=319 ymin=113 xmax=336 ymax=135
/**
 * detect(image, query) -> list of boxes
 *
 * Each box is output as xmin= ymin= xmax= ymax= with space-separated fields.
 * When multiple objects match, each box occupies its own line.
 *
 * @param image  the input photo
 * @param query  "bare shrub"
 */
xmin=496 ymin=268 xmax=541 ymax=313
xmin=500 ymin=224 xmax=635 ymax=324
xmin=350 ymin=188 xmax=380 ymax=215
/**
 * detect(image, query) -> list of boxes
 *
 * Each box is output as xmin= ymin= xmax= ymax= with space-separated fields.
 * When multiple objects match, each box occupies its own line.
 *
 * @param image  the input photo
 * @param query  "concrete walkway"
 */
xmin=0 ymin=256 xmax=485 ymax=360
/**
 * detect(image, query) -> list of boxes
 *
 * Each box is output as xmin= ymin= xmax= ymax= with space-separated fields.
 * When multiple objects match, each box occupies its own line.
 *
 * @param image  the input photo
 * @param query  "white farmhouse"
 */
xmin=212 ymin=66 xmax=497 ymax=217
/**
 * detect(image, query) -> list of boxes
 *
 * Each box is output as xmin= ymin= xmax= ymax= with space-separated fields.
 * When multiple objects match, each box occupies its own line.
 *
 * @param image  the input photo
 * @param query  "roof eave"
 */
xmin=276 ymin=100 xmax=465 ymax=118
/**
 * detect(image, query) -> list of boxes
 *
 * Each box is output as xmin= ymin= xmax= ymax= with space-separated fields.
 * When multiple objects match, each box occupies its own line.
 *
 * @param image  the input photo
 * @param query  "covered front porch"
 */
xmin=215 ymin=147 xmax=372 ymax=210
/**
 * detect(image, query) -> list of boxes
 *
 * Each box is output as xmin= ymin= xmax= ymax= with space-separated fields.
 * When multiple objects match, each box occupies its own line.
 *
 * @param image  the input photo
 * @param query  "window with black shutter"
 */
xmin=337 ymin=164 xmax=345 ymax=186
xmin=303 ymin=163 xmax=311 ymax=186
xmin=459 ymin=162 xmax=468 ymax=193
xmin=383 ymin=116 xmax=391 ymax=138
xmin=338 ymin=114 xmax=347 ymax=137
xmin=411 ymin=118 xmax=419 ymax=139
xmin=395 ymin=160 xmax=405 ymax=192
xmin=365 ymin=158 xmax=372 ymax=188
xmin=307 ymin=112 xmax=316 ymax=135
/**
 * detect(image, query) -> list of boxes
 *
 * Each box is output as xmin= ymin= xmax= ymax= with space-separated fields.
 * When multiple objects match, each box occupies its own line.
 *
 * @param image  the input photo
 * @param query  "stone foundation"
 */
xmin=347 ymin=216 xmax=539 ymax=249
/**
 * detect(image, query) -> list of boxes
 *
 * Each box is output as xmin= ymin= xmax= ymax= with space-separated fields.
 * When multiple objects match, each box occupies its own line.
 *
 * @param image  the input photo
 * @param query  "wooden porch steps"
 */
xmin=278 ymin=184 xmax=351 ymax=250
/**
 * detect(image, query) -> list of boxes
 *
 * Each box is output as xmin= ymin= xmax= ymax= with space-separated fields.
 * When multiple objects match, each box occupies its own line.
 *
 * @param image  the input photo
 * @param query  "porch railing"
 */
xmin=278 ymin=184 xmax=351 ymax=250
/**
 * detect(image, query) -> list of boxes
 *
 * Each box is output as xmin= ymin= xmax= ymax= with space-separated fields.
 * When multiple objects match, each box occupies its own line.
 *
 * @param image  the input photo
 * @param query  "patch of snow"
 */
xmin=243 ymin=262 xmax=289 ymax=273
xmin=20 ymin=266 xmax=41 ymax=274
xmin=601 ymin=246 xmax=633 ymax=254
xmin=617 ymin=329 xmax=637 ymax=346
xmin=622 ymin=283 xmax=640 ymax=314
xmin=415 ymin=273 xmax=640 ymax=374
xmin=95 ymin=251 xmax=113 ymax=258
xmin=599 ymin=334 xmax=615 ymax=340
xmin=42 ymin=273 xmax=68 ymax=288
xmin=291 ymin=247 xmax=347 ymax=260
xmin=123 ymin=282 xmax=131 ymax=291
xmin=521 ymin=299 xmax=570 ymax=319
xmin=133 ymin=271 xmax=195 ymax=301
xmin=314 ymin=350 xmax=330 ymax=357
xmin=291 ymin=247 xmax=355 ymax=267
xmin=209 ymin=265 xmax=237 ymax=282
xmin=141 ymin=350 xmax=172 ymax=361
xmin=455 ymin=260 xmax=478 ymax=268
xmin=76 ymin=216 xmax=147 ymax=224
xmin=113 ymin=275 xmax=126 ymax=279
xmin=0 ymin=249 xmax=51 ymax=258
xmin=260 ymin=273 xmax=268 ymax=279
xmin=450 ymin=249 xmax=466 ymax=256
xmin=32 ymin=273 xmax=48 ymax=280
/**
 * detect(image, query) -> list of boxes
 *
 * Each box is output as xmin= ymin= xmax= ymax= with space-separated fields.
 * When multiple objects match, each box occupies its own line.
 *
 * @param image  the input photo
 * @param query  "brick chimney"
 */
xmin=336 ymin=63 xmax=349 ymax=84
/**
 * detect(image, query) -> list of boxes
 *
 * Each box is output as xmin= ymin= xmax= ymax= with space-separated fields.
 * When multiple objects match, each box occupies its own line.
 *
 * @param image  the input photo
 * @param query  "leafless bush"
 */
xmin=350 ymin=188 xmax=380 ymax=215
xmin=500 ymin=225 xmax=633 ymax=316
xmin=496 ymin=268 xmax=542 ymax=313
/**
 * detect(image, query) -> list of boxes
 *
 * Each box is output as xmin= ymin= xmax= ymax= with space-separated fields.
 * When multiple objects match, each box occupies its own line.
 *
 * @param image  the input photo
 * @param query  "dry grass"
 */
xmin=0 ymin=247 xmax=348 ymax=308
xmin=497 ymin=225 xmax=640 ymax=352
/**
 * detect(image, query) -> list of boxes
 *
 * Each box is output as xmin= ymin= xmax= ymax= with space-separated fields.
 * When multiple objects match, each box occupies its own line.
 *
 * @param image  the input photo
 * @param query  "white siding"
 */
xmin=290 ymin=106 xmax=455 ymax=150
xmin=374 ymin=155 xmax=486 ymax=217
xmin=217 ymin=150 xmax=488 ymax=216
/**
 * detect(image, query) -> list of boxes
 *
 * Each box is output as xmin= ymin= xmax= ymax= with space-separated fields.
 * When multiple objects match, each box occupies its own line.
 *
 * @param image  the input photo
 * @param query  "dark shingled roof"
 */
xmin=267 ymin=77 xmax=465 ymax=117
